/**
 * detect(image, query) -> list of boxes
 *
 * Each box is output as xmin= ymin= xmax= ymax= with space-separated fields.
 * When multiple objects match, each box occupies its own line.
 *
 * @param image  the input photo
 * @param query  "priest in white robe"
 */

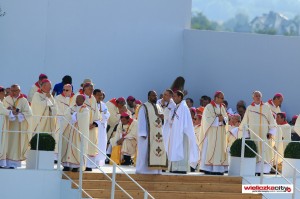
xmin=106 ymin=97 xmax=132 ymax=142
xmin=265 ymin=93 xmax=283 ymax=116
xmin=3 ymin=85 xmax=32 ymax=168
xmin=239 ymin=91 xmax=276 ymax=174
xmin=136 ymin=91 xmax=167 ymax=174
xmin=191 ymin=108 xmax=202 ymax=170
xmin=31 ymin=79 xmax=57 ymax=134
xmin=55 ymin=84 xmax=76 ymax=116
xmin=61 ymin=95 xmax=90 ymax=172
xmin=164 ymin=91 xmax=198 ymax=174
xmin=157 ymin=89 xmax=176 ymax=137
xmin=78 ymin=83 xmax=101 ymax=171
xmin=93 ymin=89 xmax=110 ymax=167
xmin=28 ymin=73 xmax=48 ymax=103
xmin=0 ymin=100 xmax=11 ymax=167
xmin=227 ymin=114 xmax=241 ymax=153
xmin=274 ymin=112 xmax=291 ymax=166
xmin=199 ymin=91 xmax=229 ymax=175
xmin=54 ymin=84 xmax=75 ymax=160
xmin=110 ymin=112 xmax=137 ymax=165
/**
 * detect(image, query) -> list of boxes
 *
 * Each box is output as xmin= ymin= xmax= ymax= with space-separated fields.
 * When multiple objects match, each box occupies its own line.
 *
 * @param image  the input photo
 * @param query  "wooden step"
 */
xmin=82 ymin=189 xmax=262 ymax=199
xmin=73 ymin=180 xmax=242 ymax=193
xmin=64 ymin=172 xmax=242 ymax=184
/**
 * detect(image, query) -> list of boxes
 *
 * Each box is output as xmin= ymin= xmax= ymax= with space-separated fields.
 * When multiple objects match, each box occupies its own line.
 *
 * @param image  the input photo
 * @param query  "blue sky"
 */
xmin=192 ymin=0 xmax=300 ymax=22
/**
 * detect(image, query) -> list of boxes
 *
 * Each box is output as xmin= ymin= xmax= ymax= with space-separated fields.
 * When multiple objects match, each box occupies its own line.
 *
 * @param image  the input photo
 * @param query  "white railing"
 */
xmin=241 ymin=124 xmax=300 ymax=199
xmin=0 ymin=115 xmax=154 ymax=199
xmin=59 ymin=116 xmax=154 ymax=199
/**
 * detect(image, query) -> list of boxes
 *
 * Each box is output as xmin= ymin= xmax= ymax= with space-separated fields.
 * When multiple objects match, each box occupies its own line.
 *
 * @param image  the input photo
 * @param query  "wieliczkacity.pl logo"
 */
xmin=242 ymin=184 xmax=293 ymax=193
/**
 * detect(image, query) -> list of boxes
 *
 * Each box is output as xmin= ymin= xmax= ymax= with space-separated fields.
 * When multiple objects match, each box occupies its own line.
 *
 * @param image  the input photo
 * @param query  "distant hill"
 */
xmin=192 ymin=0 xmax=300 ymax=22
xmin=191 ymin=11 xmax=300 ymax=36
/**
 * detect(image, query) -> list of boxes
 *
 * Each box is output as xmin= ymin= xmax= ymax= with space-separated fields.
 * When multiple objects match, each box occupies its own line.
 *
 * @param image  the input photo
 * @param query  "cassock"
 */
xmin=54 ymin=93 xmax=76 ymax=157
xmin=106 ymin=99 xmax=132 ymax=141
xmin=28 ymin=82 xmax=41 ymax=103
xmin=95 ymin=102 xmax=110 ymax=167
xmin=164 ymin=100 xmax=198 ymax=172
xmin=194 ymin=124 xmax=201 ymax=166
xmin=199 ymin=101 xmax=229 ymax=173
xmin=0 ymin=101 xmax=10 ymax=167
xmin=31 ymin=90 xmax=57 ymax=134
xmin=265 ymin=99 xmax=281 ymax=116
xmin=227 ymin=126 xmax=239 ymax=151
xmin=136 ymin=102 xmax=167 ymax=174
xmin=3 ymin=94 xmax=32 ymax=168
xmin=226 ymin=125 xmax=239 ymax=167
xmin=80 ymin=94 xmax=101 ymax=168
xmin=61 ymin=105 xmax=90 ymax=168
xmin=157 ymin=98 xmax=176 ymax=138
xmin=274 ymin=123 xmax=291 ymax=164
xmin=239 ymin=102 xmax=276 ymax=173
xmin=110 ymin=119 xmax=137 ymax=156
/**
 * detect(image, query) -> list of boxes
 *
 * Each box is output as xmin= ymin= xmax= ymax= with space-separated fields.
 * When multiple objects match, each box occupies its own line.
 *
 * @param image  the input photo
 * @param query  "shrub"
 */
xmin=30 ymin=133 xmax=55 ymax=151
xmin=230 ymin=138 xmax=257 ymax=158
xmin=284 ymin=142 xmax=300 ymax=159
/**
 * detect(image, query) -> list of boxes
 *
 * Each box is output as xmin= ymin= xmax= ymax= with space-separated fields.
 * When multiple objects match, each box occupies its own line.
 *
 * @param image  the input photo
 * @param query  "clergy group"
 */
xmin=0 ymin=73 xmax=299 ymax=176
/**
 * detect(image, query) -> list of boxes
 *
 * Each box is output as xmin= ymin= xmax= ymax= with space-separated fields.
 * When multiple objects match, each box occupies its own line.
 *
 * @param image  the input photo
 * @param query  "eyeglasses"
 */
xmin=63 ymin=89 xmax=70 ymax=91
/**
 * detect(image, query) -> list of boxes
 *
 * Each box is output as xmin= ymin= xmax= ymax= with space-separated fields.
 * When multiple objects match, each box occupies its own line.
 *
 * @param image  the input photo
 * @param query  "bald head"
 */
xmin=76 ymin=95 xmax=85 ymax=106
xmin=63 ymin=84 xmax=72 ymax=97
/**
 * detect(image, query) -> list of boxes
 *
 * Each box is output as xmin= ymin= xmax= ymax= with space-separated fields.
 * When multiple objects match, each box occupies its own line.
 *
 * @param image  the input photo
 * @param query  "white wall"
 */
xmin=183 ymin=29 xmax=300 ymax=119
xmin=0 ymin=0 xmax=192 ymax=101
xmin=0 ymin=170 xmax=61 ymax=199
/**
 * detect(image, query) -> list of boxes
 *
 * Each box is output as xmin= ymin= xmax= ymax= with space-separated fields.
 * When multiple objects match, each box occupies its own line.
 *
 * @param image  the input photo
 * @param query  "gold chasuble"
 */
xmin=3 ymin=94 xmax=32 ymax=162
xmin=54 ymin=93 xmax=76 ymax=151
xmin=239 ymin=102 xmax=276 ymax=165
xmin=0 ymin=101 xmax=10 ymax=165
xmin=61 ymin=105 xmax=90 ymax=167
xmin=199 ymin=101 xmax=228 ymax=167
xmin=82 ymin=95 xmax=101 ymax=157
xmin=31 ymin=90 xmax=57 ymax=134
xmin=143 ymin=102 xmax=167 ymax=169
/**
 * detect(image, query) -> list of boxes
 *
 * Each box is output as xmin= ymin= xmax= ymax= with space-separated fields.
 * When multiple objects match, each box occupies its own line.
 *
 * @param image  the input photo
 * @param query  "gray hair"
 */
xmin=252 ymin=90 xmax=262 ymax=98
xmin=11 ymin=84 xmax=21 ymax=90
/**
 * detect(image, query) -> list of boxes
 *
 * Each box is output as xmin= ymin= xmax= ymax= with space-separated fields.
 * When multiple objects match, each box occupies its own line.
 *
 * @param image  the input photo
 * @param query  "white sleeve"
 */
xmin=9 ymin=111 xmax=16 ymax=121
xmin=101 ymin=103 xmax=110 ymax=123
xmin=230 ymin=127 xmax=239 ymax=138
xmin=17 ymin=113 xmax=25 ymax=122
xmin=138 ymin=106 xmax=147 ymax=137
xmin=71 ymin=112 xmax=77 ymax=124
xmin=269 ymin=127 xmax=276 ymax=136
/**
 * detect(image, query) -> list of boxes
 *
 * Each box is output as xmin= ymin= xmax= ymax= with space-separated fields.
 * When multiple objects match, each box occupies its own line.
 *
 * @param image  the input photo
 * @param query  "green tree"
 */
xmin=255 ymin=28 xmax=277 ymax=35
xmin=191 ymin=12 xmax=220 ymax=31
xmin=223 ymin=13 xmax=250 ymax=32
